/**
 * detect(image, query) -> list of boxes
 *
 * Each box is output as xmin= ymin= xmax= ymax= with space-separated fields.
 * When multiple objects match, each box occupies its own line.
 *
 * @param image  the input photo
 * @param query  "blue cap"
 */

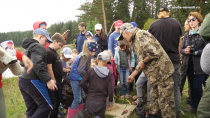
xmin=130 ymin=22 xmax=137 ymax=27
xmin=33 ymin=28 xmax=52 ymax=43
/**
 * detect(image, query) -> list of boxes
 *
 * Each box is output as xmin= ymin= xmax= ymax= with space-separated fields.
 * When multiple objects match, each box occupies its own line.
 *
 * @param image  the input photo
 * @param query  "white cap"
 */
xmin=62 ymin=47 xmax=73 ymax=58
xmin=97 ymin=52 xmax=111 ymax=64
xmin=95 ymin=24 xmax=102 ymax=30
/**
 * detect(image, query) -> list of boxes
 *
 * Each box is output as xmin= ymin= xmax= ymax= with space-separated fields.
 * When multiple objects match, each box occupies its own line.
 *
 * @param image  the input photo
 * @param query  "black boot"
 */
xmin=149 ymin=114 xmax=159 ymax=118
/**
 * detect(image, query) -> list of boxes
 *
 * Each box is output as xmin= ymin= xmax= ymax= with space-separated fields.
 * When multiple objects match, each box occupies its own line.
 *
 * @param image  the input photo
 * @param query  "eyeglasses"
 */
xmin=188 ymin=17 xmax=197 ymax=22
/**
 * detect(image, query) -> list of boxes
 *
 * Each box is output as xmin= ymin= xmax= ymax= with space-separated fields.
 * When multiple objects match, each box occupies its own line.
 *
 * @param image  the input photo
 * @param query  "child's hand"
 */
xmin=129 ymin=67 xmax=133 ymax=73
xmin=47 ymin=80 xmax=58 ymax=91
xmin=107 ymin=105 xmax=113 ymax=109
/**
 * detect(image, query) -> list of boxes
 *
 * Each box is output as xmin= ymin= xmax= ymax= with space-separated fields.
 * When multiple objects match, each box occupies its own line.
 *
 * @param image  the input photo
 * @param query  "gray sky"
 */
xmin=0 ymin=0 xmax=92 ymax=33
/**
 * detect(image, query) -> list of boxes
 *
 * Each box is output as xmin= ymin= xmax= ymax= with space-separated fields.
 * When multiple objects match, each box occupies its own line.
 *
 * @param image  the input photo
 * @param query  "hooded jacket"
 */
xmin=33 ymin=21 xmax=47 ymax=30
xmin=79 ymin=66 xmax=113 ymax=104
xmin=19 ymin=39 xmax=51 ymax=83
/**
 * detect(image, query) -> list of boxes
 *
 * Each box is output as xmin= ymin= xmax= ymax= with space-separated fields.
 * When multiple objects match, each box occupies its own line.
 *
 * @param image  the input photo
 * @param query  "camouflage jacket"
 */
xmin=133 ymin=29 xmax=174 ymax=86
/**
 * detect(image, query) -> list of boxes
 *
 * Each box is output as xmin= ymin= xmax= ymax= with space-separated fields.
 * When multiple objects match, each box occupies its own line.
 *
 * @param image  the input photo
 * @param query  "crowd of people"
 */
xmin=0 ymin=6 xmax=210 ymax=118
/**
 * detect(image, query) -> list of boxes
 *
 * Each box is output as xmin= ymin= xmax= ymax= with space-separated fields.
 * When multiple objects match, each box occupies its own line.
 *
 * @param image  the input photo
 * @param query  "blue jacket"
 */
xmin=68 ymin=53 xmax=83 ymax=81
xmin=75 ymin=32 xmax=87 ymax=53
xmin=108 ymin=32 xmax=120 ymax=56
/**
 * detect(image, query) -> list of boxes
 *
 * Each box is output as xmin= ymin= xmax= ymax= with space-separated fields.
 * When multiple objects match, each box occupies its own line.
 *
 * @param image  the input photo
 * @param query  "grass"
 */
xmin=3 ymin=76 xmax=197 ymax=118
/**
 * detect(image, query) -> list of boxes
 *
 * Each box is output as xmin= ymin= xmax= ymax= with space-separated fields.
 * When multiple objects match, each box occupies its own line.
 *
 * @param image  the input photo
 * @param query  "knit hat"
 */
xmin=88 ymin=42 xmax=98 ymax=52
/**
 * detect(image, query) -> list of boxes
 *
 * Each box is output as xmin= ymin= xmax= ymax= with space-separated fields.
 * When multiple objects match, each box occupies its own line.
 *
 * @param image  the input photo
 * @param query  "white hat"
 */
xmin=62 ymin=47 xmax=73 ymax=58
xmin=95 ymin=24 xmax=102 ymax=30
xmin=97 ymin=52 xmax=111 ymax=64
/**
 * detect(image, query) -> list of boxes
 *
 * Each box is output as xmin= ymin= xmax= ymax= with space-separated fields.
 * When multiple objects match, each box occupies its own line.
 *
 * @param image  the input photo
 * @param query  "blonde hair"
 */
xmin=72 ymin=49 xmax=79 ymax=55
xmin=82 ymin=40 xmax=96 ymax=67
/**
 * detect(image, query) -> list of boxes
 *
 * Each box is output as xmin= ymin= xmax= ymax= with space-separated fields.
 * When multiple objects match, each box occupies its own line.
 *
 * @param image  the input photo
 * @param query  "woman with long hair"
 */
xmin=94 ymin=24 xmax=108 ymax=53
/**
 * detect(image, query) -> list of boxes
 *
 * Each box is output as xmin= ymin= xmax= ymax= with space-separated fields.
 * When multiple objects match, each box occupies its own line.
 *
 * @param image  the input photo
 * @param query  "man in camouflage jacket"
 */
xmin=119 ymin=23 xmax=176 ymax=118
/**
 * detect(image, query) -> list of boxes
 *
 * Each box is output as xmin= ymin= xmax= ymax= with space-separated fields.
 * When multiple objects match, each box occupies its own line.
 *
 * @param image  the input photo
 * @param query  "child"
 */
xmin=114 ymin=39 xmax=135 ymax=99
xmin=19 ymin=28 xmax=57 ymax=118
xmin=80 ymin=51 xmax=113 ymax=117
xmin=67 ymin=39 xmax=98 ymax=117
xmin=46 ymin=33 xmax=66 ymax=117
xmin=85 ymin=31 xmax=93 ymax=40
xmin=104 ymin=50 xmax=117 ymax=93
xmin=61 ymin=47 xmax=73 ymax=79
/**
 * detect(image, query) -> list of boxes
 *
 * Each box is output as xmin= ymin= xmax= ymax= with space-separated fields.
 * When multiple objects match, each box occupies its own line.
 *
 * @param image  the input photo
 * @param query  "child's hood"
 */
xmin=22 ymin=38 xmax=39 ymax=49
xmin=33 ymin=21 xmax=47 ymax=30
xmin=93 ymin=65 xmax=109 ymax=78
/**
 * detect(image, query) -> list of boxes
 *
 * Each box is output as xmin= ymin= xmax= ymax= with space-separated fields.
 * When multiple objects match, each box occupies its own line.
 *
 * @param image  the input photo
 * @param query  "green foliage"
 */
xmin=86 ymin=17 xmax=100 ymax=35
xmin=143 ymin=19 xmax=156 ymax=30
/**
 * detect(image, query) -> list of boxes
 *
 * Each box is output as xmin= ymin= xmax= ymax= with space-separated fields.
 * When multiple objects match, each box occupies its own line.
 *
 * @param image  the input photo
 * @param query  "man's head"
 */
xmin=157 ymin=6 xmax=170 ymax=18
xmin=115 ymin=20 xmax=123 ymax=33
xmin=97 ymin=52 xmax=111 ymax=66
xmin=188 ymin=12 xmax=203 ymax=28
xmin=118 ymin=23 xmax=135 ymax=42
xmin=50 ymin=33 xmax=66 ymax=51
xmin=78 ymin=22 xmax=86 ymax=32
xmin=33 ymin=28 xmax=52 ymax=46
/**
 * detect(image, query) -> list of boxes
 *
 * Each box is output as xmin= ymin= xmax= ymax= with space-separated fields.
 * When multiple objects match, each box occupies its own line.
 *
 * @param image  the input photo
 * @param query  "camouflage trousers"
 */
xmin=149 ymin=76 xmax=176 ymax=118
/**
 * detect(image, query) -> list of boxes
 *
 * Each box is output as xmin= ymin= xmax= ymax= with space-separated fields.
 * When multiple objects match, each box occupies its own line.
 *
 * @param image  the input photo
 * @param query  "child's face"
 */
xmin=40 ymin=25 xmax=47 ymax=30
xmin=39 ymin=35 xmax=48 ymax=46
xmin=86 ymin=35 xmax=92 ymax=40
xmin=7 ymin=44 xmax=13 ymax=49
xmin=120 ymin=45 xmax=126 ymax=51
xmin=53 ymin=40 xmax=63 ymax=51
xmin=72 ymin=53 xmax=78 ymax=62
xmin=64 ymin=57 xmax=70 ymax=62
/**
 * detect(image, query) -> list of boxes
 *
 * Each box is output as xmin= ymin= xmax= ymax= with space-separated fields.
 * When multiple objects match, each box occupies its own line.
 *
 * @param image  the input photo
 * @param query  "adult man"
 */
xmin=148 ymin=6 xmax=182 ymax=118
xmin=108 ymin=20 xmax=123 ymax=56
xmin=75 ymin=22 xmax=87 ymax=53
xmin=120 ymin=23 xmax=176 ymax=118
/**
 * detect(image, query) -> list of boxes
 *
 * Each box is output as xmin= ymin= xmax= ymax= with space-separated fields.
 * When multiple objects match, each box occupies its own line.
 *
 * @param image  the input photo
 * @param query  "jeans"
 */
xmin=172 ymin=64 xmax=181 ymax=117
xmin=136 ymin=72 xmax=151 ymax=102
xmin=119 ymin=67 xmax=130 ymax=96
xmin=70 ymin=80 xmax=84 ymax=109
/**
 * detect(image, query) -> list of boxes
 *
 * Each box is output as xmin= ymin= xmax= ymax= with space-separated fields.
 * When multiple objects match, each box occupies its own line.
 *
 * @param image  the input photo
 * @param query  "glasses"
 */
xmin=188 ymin=17 xmax=197 ymax=22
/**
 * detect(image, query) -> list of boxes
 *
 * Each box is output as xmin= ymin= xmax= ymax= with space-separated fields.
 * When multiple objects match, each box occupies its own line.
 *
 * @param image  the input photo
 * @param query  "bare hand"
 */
xmin=47 ymin=80 xmax=58 ymax=91
xmin=138 ymin=61 xmax=145 ymax=70
xmin=129 ymin=67 xmax=133 ymax=73
xmin=62 ymin=30 xmax=70 ymax=39
xmin=127 ymin=75 xmax=134 ymax=83
xmin=185 ymin=46 xmax=191 ymax=54
xmin=22 ymin=54 xmax=33 ymax=74
xmin=107 ymin=105 xmax=113 ymax=109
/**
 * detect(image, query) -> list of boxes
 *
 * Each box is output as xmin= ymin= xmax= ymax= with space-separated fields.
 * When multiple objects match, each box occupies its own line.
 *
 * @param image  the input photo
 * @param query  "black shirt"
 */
xmin=47 ymin=47 xmax=63 ymax=83
xmin=149 ymin=17 xmax=182 ymax=64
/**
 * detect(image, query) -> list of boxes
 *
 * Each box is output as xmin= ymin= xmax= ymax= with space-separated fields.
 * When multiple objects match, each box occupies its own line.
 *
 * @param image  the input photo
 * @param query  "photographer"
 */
xmin=181 ymin=12 xmax=206 ymax=113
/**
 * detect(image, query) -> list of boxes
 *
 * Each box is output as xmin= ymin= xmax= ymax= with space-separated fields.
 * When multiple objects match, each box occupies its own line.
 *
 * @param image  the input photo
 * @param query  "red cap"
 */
xmin=115 ymin=20 xmax=123 ymax=28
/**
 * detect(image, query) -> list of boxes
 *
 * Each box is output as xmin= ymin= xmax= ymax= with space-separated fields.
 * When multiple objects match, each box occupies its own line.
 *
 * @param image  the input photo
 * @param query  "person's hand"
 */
xmin=180 ymin=60 xmax=183 ymax=66
xmin=107 ymin=105 xmax=113 ymax=109
xmin=129 ymin=67 xmax=133 ymax=73
xmin=22 ymin=54 xmax=33 ymax=74
xmin=62 ymin=30 xmax=70 ymax=39
xmin=127 ymin=75 xmax=134 ymax=83
xmin=138 ymin=61 xmax=145 ymax=70
xmin=185 ymin=46 xmax=191 ymax=54
xmin=47 ymin=80 xmax=58 ymax=91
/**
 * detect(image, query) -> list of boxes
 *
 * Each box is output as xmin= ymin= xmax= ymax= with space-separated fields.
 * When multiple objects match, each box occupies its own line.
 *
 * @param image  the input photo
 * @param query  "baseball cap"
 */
xmin=88 ymin=42 xmax=98 ymax=52
xmin=118 ymin=23 xmax=135 ymax=41
xmin=158 ymin=6 xmax=169 ymax=14
xmin=62 ymin=47 xmax=73 ymax=58
xmin=7 ymin=41 xmax=13 ymax=44
xmin=115 ymin=20 xmax=123 ymax=28
xmin=33 ymin=28 xmax=52 ymax=43
xmin=130 ymin=22 xmax=138 ymax=27
xmin=97 ymin=52 xmax=111 ymax=64
xmin=95 ymin=24 xmax=102 ymax=30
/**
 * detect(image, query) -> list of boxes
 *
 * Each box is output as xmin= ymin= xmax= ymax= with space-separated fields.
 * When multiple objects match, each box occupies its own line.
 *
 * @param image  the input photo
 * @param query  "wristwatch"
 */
xmin=143 ymin=60 xmax=148 ymax=64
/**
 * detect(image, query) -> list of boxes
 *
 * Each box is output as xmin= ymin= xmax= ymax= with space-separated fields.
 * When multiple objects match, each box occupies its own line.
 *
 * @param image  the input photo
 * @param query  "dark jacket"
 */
xmin=79 ymin=67 xmax=113 ymax=103
xmin=181 ymin=31 xmax=206 ymax=75
xmin=94 ymin=34 xmax=108 ymax=54
xmin=19 ymin=39 xmax=51 ymax=83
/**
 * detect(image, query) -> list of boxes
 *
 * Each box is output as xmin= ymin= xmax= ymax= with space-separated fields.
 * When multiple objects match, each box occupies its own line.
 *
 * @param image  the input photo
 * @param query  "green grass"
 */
xmin=3 ymin=76 xmax=197 ymax=118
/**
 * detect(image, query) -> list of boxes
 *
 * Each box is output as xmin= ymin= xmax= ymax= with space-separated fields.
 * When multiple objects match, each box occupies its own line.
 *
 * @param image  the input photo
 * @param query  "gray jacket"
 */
xmin=181 ymin=31 xmax=206 ymax=75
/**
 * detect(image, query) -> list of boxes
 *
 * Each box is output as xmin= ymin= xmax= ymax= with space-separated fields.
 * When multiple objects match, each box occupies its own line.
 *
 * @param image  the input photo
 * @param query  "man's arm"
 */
xmin=47 ymin=64 xmax=56 ymax=82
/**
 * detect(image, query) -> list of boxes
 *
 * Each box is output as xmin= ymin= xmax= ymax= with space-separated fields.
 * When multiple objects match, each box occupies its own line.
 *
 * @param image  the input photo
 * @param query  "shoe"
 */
xmin=67 ymin=107 xmax=77 ymax=118
xmin=184 ymin=107 xmax=196 ymax=113
xmin=120 ymin=95 xmax=125 ymax=99
xmin=125 ymin=94 xmax=131 ymax=99
xmin=58 ymin=112 xmax=65 ymax=118
xmin=132 ymin=99 xmax=142 ymax=105
xmin=185 ymin=100 xmax=191 ymax=104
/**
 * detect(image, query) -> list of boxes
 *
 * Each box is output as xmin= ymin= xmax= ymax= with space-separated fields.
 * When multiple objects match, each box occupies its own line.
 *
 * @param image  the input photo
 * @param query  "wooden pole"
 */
xmin=199 ymin=0 xmax=203 ymax=14
xmin=101 ymin=0 xmax=107 ymax=34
